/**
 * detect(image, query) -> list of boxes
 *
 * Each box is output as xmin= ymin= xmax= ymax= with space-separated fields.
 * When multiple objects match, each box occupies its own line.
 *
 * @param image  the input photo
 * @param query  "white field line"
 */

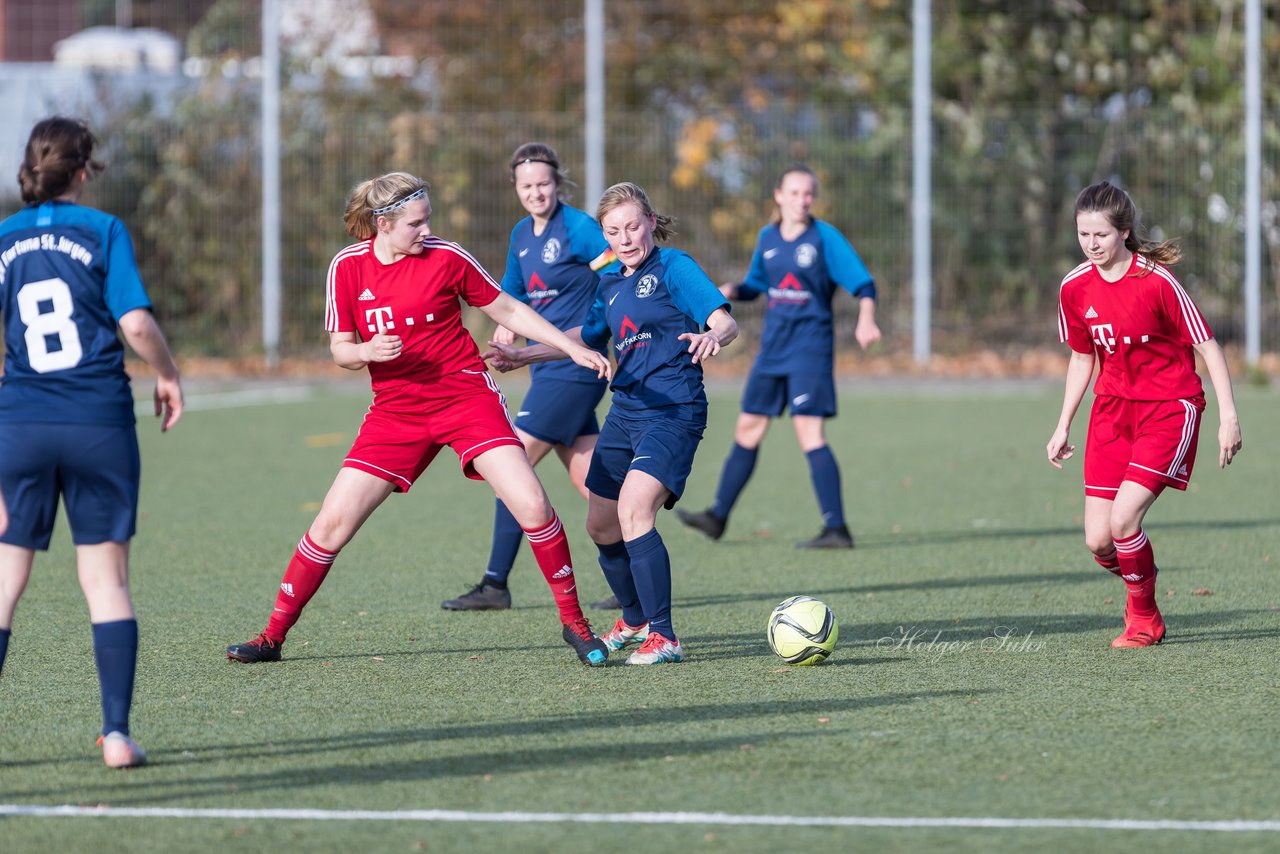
xmin=1 ymin=805 xmax=1278 ymax=832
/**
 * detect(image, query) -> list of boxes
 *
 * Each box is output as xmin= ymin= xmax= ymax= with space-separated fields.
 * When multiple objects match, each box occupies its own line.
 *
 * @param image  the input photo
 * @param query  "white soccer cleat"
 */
xmin=98 ymin=731 xmax=147 ymax=769
xmin=625 ymin=633 xmax=683 ymax=665
xmin=600 ymin=618 xmax=649 ymax=652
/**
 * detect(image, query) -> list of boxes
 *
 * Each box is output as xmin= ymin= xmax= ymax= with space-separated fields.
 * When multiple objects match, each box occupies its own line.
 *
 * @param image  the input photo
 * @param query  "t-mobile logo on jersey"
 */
xmin=1090 ymin=323 xmax=1116 ymax=354
xmin=365 ymin=306 xmax=433 ymax=334
xmin=366 ymin=306 xmax=395 ymax=334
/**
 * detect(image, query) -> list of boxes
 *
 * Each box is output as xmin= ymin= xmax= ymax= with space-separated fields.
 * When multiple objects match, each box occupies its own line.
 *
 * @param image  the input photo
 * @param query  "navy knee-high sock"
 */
xmin=92 ymin=619 xmax=138 ymax=737
xmin=710 ymin=443 xmax=758 ymax=520
xmin=484 ymin=499 xmax=524 ymax=587
xmin=596 ymin=540 xmax=645 ymax=627
xmin=806 ymin=445 xmax=846 ymax=528
xmin=0 ymin=627 xmax=10 ymax=675
xmin=626 ymin=529 xmax=674 ymax=641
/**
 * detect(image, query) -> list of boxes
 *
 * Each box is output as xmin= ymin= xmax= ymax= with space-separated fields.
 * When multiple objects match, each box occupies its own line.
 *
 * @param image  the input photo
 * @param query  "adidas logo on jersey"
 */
xmin=551 ymin=565 xmax=574 ymax=580
xmin=358 ymin=289 xmax=376 ymax=301
xmin=280 ymin=582 xmax=295 ymax=597
xmin=1177 ymin=464 xmax=1188 ymax=477
xmin=1085 ymin=306 xmax=1098 ymax=319
xmin=1121 ymin=573 xmax=1143 ymax=582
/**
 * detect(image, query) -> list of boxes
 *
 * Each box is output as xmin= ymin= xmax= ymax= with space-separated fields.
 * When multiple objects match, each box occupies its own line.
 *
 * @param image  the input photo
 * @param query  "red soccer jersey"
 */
xmin=325 ymin=236 xmax=501 ymax=391
xmin=1057 ymin=254 xmax=1211 ymax=401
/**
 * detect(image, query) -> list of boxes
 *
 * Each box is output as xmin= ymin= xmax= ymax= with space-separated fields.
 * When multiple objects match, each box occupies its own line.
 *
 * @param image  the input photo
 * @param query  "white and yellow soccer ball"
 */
xmin=767 ymin=596 xmax=838 ymax=665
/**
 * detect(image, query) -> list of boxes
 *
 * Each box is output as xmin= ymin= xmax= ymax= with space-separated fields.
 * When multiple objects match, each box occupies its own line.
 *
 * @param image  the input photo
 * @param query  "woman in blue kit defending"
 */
xmin=677 ymin=165 xmax=880 ymax=549
xmin=441 ymin=143 xmax=619 ymax=612
xmin=485 ymin=182 xmax=738 ymax=664
xmin=0 ymin=117 xmax=184 ymax=768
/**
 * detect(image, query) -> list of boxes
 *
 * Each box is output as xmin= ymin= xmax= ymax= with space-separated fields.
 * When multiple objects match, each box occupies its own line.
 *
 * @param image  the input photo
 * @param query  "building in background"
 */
xmin=0 ymin=0 xmax=79 ymax=62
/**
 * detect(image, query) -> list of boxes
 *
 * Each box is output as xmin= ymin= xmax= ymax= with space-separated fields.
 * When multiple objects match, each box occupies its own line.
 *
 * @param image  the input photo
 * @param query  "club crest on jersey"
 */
xmin=635 ymin=274 xmax=658 ymax=298
xmin=795 ymin=243 xmax=817 ymax=268
xmin=541 ymin=238 xmax=562 ymax=264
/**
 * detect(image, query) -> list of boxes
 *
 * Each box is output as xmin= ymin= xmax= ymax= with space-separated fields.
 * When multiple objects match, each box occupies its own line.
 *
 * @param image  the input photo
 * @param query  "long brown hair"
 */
xmin=342 ymin=172 xmax=428 ymax=239
xmin=18 ymin=116 xmax=104 ymax=204
xmin=1074 ymin=181 xmax=1181 ymax=270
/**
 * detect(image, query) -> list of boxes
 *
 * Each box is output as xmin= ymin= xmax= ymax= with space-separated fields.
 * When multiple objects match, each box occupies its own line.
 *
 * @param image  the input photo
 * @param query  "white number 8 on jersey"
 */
xmin=16 ymin=277 xmax=84 ymax=373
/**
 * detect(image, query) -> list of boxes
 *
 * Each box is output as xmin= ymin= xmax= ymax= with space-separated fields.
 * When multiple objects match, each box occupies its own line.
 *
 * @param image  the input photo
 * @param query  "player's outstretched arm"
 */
xmin=118 ymin=308 xmax=184 ymax=432
xmin=1193 ymin=337 xmax=1243 ymax=468
xmin=479 ymin=293 xmax=610 ymax=380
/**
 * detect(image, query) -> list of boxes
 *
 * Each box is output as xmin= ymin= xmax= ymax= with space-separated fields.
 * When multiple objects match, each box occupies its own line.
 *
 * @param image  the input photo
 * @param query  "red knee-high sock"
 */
xmin=1093 ymin=545 xmax=1122 ymax=577
xmin=524 ymin=512 xmax=585 ymax=624
xmin=1113 ymin=530 xmax=1158 ymax=616
xmin=264 ymin=533 xmax=338 ymax=642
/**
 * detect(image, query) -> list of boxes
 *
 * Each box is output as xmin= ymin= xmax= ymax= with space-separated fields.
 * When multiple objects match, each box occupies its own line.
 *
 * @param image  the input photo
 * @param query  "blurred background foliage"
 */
xmin=4 ymin=0 xmax=1278 ymax=361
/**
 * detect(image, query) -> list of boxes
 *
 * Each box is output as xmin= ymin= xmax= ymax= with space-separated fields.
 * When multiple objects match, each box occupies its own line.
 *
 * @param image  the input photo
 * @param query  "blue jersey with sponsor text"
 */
xmin=0 ymin=201 xmax=151 ymax=425
xmin=738 ymin=219 xmax=875 ymax=374
xmin=504 ymin=202 xmax=617 ymax=383
xmin=582 ymin=247 xmax=728 ymax=413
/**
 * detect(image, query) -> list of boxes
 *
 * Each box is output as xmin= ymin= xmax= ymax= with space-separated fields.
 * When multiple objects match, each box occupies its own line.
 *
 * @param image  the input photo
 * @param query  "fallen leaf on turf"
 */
xmin=770 ymin=667 xmax=790 ymax=673
xmin=1166 ymin=590 xmax=1176 ymax=597
xmin=739 ymin=744 xmax=754 ymax=751
xmin=817 ymin=717 xmax=831 ymax=724
xmin=1192 ymin=587 xmax=1213 ymax=596
xmin=305 ymin=432 xmax=347 ymax=448
xmin=372 ymin=656 xmax=384 ymax=661
xmin=468 ymin=655 xmax=482 ymax=660
xmin=1103 ymin=598 xmax=1114 ymax=605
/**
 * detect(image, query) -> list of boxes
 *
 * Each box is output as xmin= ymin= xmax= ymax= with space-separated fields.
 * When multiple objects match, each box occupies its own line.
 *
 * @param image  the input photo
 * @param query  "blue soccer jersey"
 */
xmin=0 ymin=201 xmax=151 ymax=425
xmin=503 ymin=202 xmax=617 ymax=383
xmin=738 ymin=219 xmax=875 ymax=374
xmin=582 ymin=247 xmax=728 ymax=412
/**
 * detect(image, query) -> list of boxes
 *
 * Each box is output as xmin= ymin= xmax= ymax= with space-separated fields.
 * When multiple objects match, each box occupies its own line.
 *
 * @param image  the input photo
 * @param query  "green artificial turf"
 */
xmin=1 ymin=380 xmax=1276 ymax=853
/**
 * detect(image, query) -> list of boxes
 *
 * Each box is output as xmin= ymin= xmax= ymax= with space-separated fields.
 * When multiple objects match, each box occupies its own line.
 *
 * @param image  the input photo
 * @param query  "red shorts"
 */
xmin=1083 ymin=395 xmax=1204 ymax=499
xmin=343 ymin=370 xmax=521 ymax=492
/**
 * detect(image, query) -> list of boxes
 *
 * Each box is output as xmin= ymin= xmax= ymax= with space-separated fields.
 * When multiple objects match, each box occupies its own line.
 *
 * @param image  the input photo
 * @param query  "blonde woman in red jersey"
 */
xmin=226 ymin=173 xmax=612 ymax=666
xmin=1047 ymin=181 xmax=1242 ymax=648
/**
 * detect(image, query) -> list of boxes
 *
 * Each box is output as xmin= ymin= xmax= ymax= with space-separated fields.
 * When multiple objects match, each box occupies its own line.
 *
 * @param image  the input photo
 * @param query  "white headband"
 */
xmin=373 ymin=187 xmax=425 ymax=216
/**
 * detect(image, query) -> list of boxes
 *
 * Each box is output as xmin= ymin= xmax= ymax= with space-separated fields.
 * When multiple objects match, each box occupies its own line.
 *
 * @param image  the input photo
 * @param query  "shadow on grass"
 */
xmin=0 ymin=688 xmax=990 ymax=801
xmin=698 ymin=516 xmax=1280 ymax=552
xmin=678 ymin=569 xmax=1095 ymax=608
xmin=696 ymin=607 xmax=1280 ymax=659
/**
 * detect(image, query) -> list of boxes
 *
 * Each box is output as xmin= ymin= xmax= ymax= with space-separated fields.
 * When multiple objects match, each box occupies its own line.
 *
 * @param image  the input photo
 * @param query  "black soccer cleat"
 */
xmin=796 ymin=524 xmax=855 ymax=550
xmin=441 ymin=581 xmax=512 ymax=611
xmin=562 ymin=618 xmax=608 ymax=666
xmin=674 ymin=507 xmax=727 ymax=541
xmin=226 ymin=632 xmax=283 ymax=663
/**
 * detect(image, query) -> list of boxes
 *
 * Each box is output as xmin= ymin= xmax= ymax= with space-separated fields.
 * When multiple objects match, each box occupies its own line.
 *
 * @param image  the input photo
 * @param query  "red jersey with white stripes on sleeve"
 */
xmin=325 ymin=236 xmax=502 ymax=389
xmin=1057 ymin=253 xmax=1211 ymax=401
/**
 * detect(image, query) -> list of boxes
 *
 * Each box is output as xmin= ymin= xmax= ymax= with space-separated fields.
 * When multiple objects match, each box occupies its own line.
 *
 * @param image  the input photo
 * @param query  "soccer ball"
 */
xmin=767 ymin=596 xmax=838 ymax=665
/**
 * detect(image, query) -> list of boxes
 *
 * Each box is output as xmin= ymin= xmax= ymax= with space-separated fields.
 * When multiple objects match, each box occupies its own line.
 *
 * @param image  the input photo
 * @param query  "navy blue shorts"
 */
xmin=586 ymin=403 xmax=706 ymax=509
xmin=514 ymin=378 xmax=606 ymax=447
xmin=741 ymin=370 xmax=837 ymax=418
xmin=0 ymin=422 xmax=140 ymax=550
